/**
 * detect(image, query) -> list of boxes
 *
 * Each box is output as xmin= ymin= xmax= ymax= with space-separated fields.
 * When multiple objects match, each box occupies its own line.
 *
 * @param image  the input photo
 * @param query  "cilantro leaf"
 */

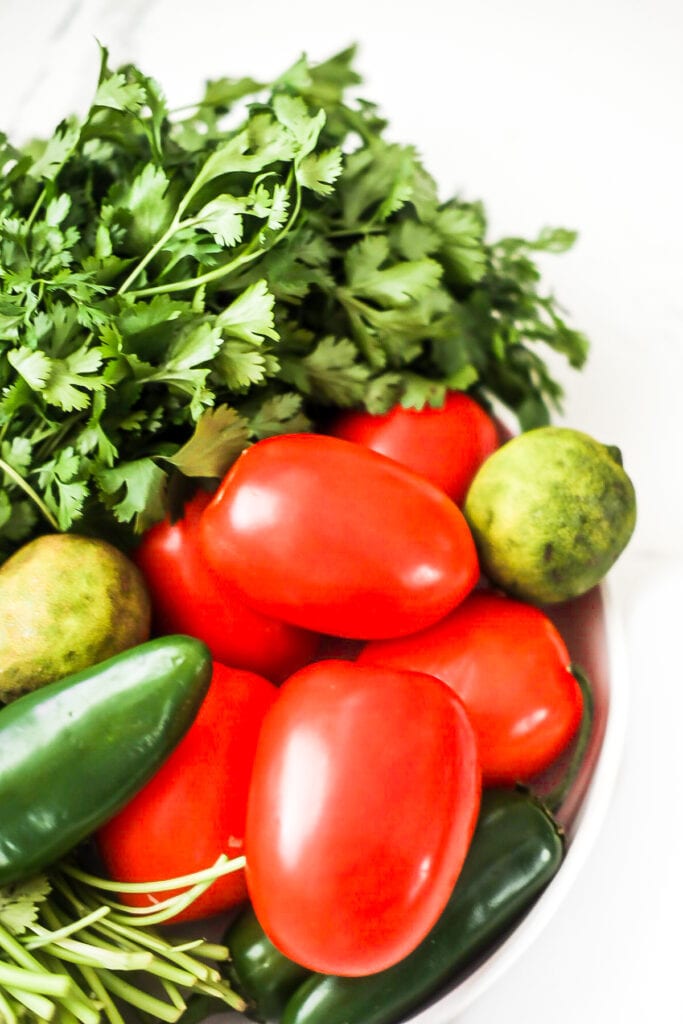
xmin=281 ymin=335 xmax=370 ymax=406
xmin=94 ymin=72 xmax=146 ymax=114
xmin=201 ymin=75 xmax=264 ymax=111
xmin=97 ymin=457 xmax=167 ymax=529
xmin=25 ymin=117 xmax=81 ymax=182
xmin=297 ymin=148 xmax=343 ymax=195
xmin=36 ymin=447 xmax=90 ymax=529
xmin=0 ymin=875 xmax=51 ymax=935
xmin=40 ymin=345 xmax=105 ymax=412
xmin=272 ymin=96 xmax=326 ymax=158
xmin=118 ymin=164 xmax=175 ymax=254
xmin=345 ymin=237 xmax=443 ymax=306
xmin=7 ymin=348 xmax=52 ymax=390
xmin=195 ymin=195 xmax=248 ymax=248
xmin=216 ymin=279 xmax=279 ymax=343
xmin=163 ymin=405 xmax=250 ymax=479
xmin=247 ymin=392 xmax=312 ymax=438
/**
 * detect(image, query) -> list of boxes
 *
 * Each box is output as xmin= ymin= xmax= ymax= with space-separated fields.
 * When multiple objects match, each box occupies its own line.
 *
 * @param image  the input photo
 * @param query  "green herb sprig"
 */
xmin=0 ymin=44 xmax=588 ymax=560
xmin=0 ymin=855 xmax=247 ymax=1023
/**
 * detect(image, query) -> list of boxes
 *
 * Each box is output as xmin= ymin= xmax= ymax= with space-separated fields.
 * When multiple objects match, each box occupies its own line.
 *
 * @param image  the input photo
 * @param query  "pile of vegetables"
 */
xmin=0 ymin=42 xmax=637 ymax=1024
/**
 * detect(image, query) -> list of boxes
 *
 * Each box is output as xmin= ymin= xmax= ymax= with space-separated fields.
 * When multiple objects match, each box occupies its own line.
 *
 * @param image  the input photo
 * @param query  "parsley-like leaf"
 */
xmin=297 ymin=148 xmax=343 ymax=195
xmin=0 ymin=875 xmax=51 ymax=935
xmin=216 ymin=279 xmax=279 ymax=343
xmin=345 ymin=237 xmax=443 ymax=306
xmin=94 ymin=72 xmax=146 ymax=114
xmin=163 ymin=405 xmax=250 ymax=479
xmin=195 ymin=195 xmax=247 ymax=248
xmin=98 ymin=457 xmax=167 ymax=528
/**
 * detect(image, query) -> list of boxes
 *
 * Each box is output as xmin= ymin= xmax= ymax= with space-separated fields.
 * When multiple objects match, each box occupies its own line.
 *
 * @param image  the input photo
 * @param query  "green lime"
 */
xmin=463 ymin=426 xmax=637 ymax=604
xmin=0 ymin=533 xmax=152 ymax=701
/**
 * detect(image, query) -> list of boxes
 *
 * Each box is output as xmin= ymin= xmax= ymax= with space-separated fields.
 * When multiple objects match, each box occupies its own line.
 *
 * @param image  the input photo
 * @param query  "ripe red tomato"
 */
xmin=135 ymin=490 xmax=319 ymax=683
xmin=245 ymin=659 xmax=481 ymax=976
xmin=359 ymin=590 xmax=583 ymax=784
xmin=198 ymin=434 xmax=479 ymax=640
xmin=328 ymin=391 xmax=500 ymax=504
xmin=97 ymin=661 xmax=278 ymax=923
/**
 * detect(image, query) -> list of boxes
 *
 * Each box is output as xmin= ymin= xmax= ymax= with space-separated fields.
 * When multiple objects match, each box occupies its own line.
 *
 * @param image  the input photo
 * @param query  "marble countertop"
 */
xmin=1 ymin=1 xmax=682 ymax=1020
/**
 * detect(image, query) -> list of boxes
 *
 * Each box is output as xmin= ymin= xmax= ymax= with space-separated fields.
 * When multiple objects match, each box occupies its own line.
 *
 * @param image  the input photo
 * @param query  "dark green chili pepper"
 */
xmin=176 ymin=904 xmax=311 ymax=1024
xmin=0 ymin=633 xmax=212 ymax=885
xmin=280 ymin=787 xmax=564 ymax=1024
xmin=224 ymin=904 xmax=312 ymax=1022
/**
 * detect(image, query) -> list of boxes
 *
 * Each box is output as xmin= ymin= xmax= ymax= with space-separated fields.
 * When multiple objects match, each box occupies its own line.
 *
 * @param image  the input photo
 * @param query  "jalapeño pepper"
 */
xmin=225 ymin=904 xmax=312 ymax=1022
xmin=0 ymin=634 xmax=212 ymax=885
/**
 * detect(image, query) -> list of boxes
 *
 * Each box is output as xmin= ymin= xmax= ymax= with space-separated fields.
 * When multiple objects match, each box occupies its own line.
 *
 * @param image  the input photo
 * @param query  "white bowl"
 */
xmin=215 ymin=579 xmax=628 ymax=1023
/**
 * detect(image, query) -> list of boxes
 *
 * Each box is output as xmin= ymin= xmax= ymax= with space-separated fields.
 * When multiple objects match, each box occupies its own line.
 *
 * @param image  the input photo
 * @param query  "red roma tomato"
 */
xmin=359 ymin=590 xmax=583 ymax=784
xmin=97 ymin=661 xmax=278 ymax=923
xmin=135 ymin=490 xmax=319 ymax=683
xmin=245 ymin=659 xmax=481 ymax=976
xmin=328 ymin=391 xmax=500 ymax=504
xmin=199 ymin=434 xmax=479 ymax=640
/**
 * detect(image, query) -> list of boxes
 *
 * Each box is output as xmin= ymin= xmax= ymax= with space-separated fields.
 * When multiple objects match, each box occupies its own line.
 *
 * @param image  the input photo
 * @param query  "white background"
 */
xmin=1 ymin=1 xmax=682 ymax=1020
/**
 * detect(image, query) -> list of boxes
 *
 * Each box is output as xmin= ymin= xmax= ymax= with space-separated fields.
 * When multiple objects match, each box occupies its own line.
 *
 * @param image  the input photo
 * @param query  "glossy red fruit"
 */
xmin=135 ymin=491 xmax=319 ymax=683
xmin=328 ymin=391 xmax=500 ymax=504
xmin=245 ymin=659 xmax=481 ymax=975
xmin=97 ymin=661 xmax=278 ymax=923
xmin=199 ymin=434 xmax=479 ymax=640
xmin=359 ymin=590 xmax=583 ymax=784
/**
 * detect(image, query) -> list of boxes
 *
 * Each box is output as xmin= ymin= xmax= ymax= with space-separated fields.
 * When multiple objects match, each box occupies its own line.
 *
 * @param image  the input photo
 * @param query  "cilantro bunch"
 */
xmin=0 ymin=855 xmax=246 ymax=1023
xmin=0 ymin=44 xmax=588 ymax=560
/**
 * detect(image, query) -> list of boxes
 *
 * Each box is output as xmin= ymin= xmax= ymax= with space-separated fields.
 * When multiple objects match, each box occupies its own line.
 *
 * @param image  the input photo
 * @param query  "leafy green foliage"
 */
xmin=0 ymin=42 xmax=589 ymax=559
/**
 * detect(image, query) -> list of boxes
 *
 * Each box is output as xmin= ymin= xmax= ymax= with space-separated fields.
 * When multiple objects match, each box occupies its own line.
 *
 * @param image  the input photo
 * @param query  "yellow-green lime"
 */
xmin=0 ymin=533 xmax=152 ymax=701
xmin=463 ymin=426 xmax=636 ymax=604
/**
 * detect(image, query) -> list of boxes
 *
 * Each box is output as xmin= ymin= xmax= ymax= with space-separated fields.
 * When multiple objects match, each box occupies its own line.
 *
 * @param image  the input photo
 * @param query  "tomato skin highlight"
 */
xmin=198 ymin=434 xmax=479 ymax=640
xmin=328 ymin=392 xmax=500 ymax=504
xmin=97 ymin=661 xmax=278 ymax=923
xmin=245 ymin=659 xmax=481 ymax=976
xmin=135 ymin=490 xmax=319 ymax=683
xmin=359 ymin=590 xmax=583 ymax=784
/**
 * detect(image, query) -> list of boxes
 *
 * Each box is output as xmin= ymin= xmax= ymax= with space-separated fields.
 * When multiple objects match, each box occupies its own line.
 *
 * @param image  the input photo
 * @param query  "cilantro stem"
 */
xmin=117 ymin=213 xmax=266 ymax=299
xmin=25 ymin=907 xmax=111 ymax=950
xmin=40 ymin=949 xmax=103 ymax=1024
xmin=74 ymin=965 xmax=125 ymax=1024
xmin=0 ymin=987 xmax=17 ymax=1024
xmin=327 ymin=224 xmax=385 ymax=238
xmin=62 ymin=855 xmax=245 ymax=895
xmin=95 ymin=970 xmax=183 ymax=1023
xmin=0 ymin=457 xmax=60 ymax=532
xmin=126 ymin=246 xmax=264 ymax=298
xmin=0 ymin=921 xmax=46 ymax=973
xmin=0 ymin=960 xmax=73 ymax=998
xmin=41 ymin=866 xmax=247 ymax=1015
xmin=31 ymin=929 xmax=154 ymax=972
xmin=117 ymin=218 xmax=184 ymax=296
xmin=25 ymin=186 xmax=47 ymax=233
xmin=4 ymin=985 xmax=56 ymax=1021
xmin=36 ymin=411 xmax=86 ymax=462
